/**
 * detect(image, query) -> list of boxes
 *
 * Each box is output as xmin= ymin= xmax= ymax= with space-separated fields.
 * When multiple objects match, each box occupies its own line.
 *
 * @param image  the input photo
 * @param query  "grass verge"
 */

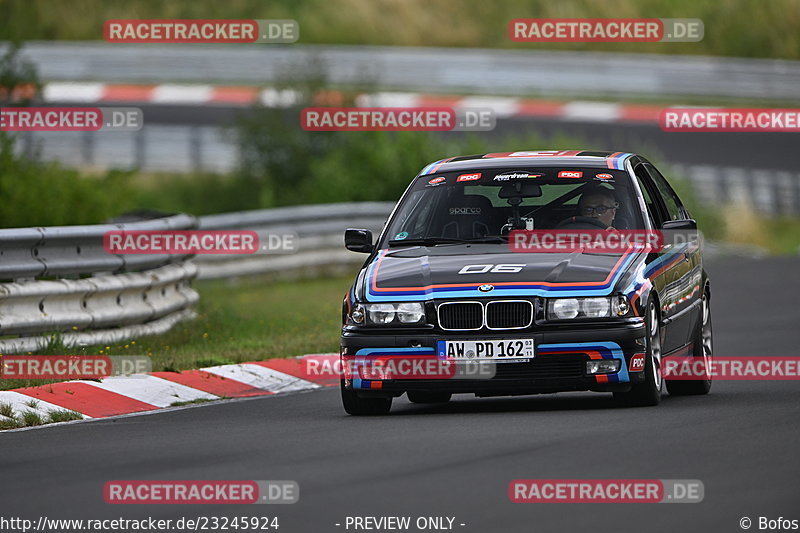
xmin=170 ymin=398 xmax=222 ymax=407
xmin=0 ymin=401 xmax=83 ymax=430
xmin=3 ymin=0 xmax=800 ymax=59
xmin=137 ymin=273 xmax=351 ymax=371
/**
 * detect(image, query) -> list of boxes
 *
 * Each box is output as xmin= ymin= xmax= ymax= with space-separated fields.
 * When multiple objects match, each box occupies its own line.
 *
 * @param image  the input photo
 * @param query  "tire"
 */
xmin=614 ymin=300 xmax=663 ymax=407
xmin=666 ymin=291 xmax=713 ymax=396
xmin=340 ymin=381 xmax=392 ymax=416
xmin=407 ymin=391 xmax=452 ymax=404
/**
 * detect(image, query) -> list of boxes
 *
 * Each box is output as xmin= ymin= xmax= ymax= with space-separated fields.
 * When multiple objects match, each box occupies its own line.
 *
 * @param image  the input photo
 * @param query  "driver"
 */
xmin=577 ymin=185 xmax=619 ymax=229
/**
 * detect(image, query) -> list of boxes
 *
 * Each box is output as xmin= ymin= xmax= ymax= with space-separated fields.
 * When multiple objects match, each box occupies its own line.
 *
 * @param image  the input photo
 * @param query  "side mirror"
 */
xmin=344 ymin=228 xmax=373 ymax=253
xmin=662 ymin=219 xmax=697 ymax=230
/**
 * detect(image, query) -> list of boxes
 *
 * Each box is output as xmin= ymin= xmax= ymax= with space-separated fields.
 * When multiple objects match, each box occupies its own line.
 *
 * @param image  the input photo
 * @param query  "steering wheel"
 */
xmin=555 ymin=215 xmax=609 ymax=230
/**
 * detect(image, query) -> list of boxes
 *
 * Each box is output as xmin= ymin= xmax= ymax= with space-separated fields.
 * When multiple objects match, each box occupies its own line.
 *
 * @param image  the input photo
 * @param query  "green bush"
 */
xmin=237 ymin=119 xmax=460 ymax=206
xmin=0 ymin=42 xmax=137 ymax=228
xmin=130 ymin=171 xmax=263 ymax=216
xmin=0 ymin=134 xmax=139 ymax=227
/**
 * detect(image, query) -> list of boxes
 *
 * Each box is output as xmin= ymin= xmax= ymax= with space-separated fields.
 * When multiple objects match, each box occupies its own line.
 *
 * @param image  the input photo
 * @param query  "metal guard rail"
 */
xmin=0 ymin=203 xmax=394 ymax=352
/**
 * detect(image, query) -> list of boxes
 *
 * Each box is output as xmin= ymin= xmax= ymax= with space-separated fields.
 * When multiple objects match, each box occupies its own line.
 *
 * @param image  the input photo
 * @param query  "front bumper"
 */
xmin=341 ymin=321 xmax=647 ymax=397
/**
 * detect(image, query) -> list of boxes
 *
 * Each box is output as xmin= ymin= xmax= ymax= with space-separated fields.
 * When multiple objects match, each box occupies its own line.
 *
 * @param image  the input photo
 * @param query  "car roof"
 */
xmin=418 ymin=151 xmax=639 ymax=176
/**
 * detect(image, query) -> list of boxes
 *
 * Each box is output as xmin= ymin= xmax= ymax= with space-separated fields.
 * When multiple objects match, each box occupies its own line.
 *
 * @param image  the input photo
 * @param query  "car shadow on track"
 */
xmin=392 ymin=393 xmax=621 ymax=416
xmin=384 ymin=390 xmax=735 ymax=416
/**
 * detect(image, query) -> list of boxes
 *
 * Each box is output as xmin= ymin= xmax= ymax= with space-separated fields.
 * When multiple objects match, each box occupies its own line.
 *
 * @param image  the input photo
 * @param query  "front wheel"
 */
xmin=341 ymin=381 xmax=392 ymax=416
xmin=614 ymin=301 xmax=663 ymax=407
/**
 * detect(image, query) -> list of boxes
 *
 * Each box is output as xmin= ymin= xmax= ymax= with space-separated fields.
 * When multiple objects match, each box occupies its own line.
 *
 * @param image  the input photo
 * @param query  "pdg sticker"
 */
xmin=558 ymin=171 xmax=583 ymax=178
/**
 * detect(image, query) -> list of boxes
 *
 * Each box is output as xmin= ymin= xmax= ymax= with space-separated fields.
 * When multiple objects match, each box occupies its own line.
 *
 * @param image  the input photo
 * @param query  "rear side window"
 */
xmin=645 ymin=164 xmax=684 ymax=221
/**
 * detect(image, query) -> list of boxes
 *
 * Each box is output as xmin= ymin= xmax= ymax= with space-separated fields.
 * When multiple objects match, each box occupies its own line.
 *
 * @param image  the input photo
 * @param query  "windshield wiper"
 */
xmin=387 ymin=236 xmax=507 ymax=247
xmin=464 ymin=236 xmax=508 ymax=243
xmin=388 ymin=237 xmax=472 ymax=247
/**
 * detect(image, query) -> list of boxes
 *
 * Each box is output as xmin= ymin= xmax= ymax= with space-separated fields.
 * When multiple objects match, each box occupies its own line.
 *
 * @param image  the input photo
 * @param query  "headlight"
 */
xmin=548 ymin=296 xmax=630 ymax=319
xmin=612 ymin=295 xmax=630 ymax=316
xmin=396 ymin=302 xmax=425 ymax=323
xmin=552 ymin=298 xmax=579 ymax=319
xmin=368 ymin=303 xmax=396 ymax=324
xmin=351 ymin=302 xmax=426 ymax=325
xmin=351 ymin=304 xmax=365 ymax=324
xmin=582 ymin=298 xmax=610 ymax=318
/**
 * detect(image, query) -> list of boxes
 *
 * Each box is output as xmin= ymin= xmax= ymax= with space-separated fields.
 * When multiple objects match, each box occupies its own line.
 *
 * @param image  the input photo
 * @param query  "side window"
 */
xmin=633 ymin=164 xmax=662 ymax=228
xmin=645 ymin=164 xmax=684 ymax=221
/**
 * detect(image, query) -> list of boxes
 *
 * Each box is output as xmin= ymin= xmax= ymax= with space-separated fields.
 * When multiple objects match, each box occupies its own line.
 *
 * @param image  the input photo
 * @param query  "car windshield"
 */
xmin=383 ymin=167 xmax=644 ymax=246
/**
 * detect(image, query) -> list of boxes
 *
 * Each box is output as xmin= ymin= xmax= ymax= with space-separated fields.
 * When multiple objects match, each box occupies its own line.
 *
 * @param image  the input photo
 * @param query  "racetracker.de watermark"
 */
xmin=0 ymin=107 xmax=142 ymax=132
xmin=104 ymin=480 xmax=298 ymax=504
xmin=509 ymin=18 xmax=703 ymax=42
xmin=300 ymin=107 xmax=496 ymax=131
xmin=104 ymin=20 xmax=298 ymax=43
xmin=664 ymin=356 xmax=800 ymax=380
xmin=328 ymin=357 xmax=496 ymax=380
xmin=508 ymin=230 xmax=703 ymax=254
xmin=509 ymin=479 xmax=704 ymax=503
xmin=0 ymin=355 xmax=151 ymax=380
xmin=660 ymin=108 xmax=800 ymax=132
xmin=103 ymin=230 xmax=298 ymax=255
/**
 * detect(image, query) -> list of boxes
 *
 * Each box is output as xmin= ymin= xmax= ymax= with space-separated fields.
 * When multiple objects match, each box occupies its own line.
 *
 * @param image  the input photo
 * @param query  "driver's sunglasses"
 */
xmin=580 ymin=204 xmax=617 ymax=215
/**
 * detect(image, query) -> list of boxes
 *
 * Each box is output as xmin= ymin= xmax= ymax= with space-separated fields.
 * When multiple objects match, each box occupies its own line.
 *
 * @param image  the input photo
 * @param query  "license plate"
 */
xmin=437 ymin=339 xmax=534 ymax=363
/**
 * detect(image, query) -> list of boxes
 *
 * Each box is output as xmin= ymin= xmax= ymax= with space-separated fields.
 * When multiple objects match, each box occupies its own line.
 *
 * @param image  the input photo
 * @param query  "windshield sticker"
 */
xmin=595 ymin=173 xmax=614 ymax=180
xmin=449 ymin=207 xmax=482 ymax=215
xmin=456 ymin=172 xmax=482 ymax=182
xmin=558 ymin=170 xmax=583 ymax=178
xmin=427 ymin=176 xmax=446 ymax=186
xmin=493 ymin=172 xmax=543 ymax=181
xmin=393 ymin=231 xmax=409 ymax=240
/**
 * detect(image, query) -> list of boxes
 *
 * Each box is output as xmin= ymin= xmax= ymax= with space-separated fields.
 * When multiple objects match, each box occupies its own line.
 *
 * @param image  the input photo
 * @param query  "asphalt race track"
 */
xmin=1 ymin=255 xmax=798 ymax=532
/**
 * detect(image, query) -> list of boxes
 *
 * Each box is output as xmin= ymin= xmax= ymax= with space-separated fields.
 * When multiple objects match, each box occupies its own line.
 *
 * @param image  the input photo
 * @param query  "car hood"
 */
xmin=361 ymin=244 xmax=640 ymax=301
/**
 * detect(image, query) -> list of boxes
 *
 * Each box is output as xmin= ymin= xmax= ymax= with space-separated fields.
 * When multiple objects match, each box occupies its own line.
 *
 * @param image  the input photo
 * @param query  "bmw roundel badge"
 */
xmin=478 ymin=284 xmax=494 ymax=292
